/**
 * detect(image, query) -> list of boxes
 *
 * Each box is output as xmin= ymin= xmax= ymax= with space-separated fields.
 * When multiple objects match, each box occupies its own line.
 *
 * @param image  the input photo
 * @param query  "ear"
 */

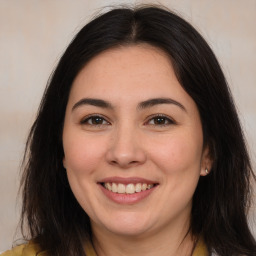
xmin=200 ymin=145 xmax=213 ymax=176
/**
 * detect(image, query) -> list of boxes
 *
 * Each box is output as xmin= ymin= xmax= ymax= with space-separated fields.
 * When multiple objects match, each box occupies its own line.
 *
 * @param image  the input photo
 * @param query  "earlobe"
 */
xmin=200 ymin=168 xmax=210 ymax=176
xmin=200 ymin=145 xmax=213 ymax=176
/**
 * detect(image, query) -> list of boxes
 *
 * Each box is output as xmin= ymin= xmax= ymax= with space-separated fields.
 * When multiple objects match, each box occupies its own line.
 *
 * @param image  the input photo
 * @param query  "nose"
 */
xmin=106 ymin=125 xmax=147 ymax=169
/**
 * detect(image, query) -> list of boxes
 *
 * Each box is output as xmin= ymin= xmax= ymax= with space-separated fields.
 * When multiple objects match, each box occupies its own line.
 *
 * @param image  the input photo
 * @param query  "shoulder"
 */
xmin=193 ymin=237 xmax=209 ymax=256
xmin=0 ymin=241 xmax=47 ymax=256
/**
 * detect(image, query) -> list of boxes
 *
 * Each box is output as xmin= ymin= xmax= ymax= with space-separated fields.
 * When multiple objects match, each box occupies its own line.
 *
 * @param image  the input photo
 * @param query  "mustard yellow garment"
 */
xmin=0 ymin=242 xmax=46 ymax=256
xmin=1 ymin=238 xmax=209 ymax=256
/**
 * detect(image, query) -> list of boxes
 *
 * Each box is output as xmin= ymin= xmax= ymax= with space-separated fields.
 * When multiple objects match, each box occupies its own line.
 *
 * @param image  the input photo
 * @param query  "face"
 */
xmin=62 ymin=45 xmax=210 ymax=239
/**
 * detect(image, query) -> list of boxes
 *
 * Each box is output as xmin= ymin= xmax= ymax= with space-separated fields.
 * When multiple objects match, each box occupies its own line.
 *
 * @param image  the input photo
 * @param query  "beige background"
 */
xmin=0 ymin=0 xmax=255 ymax=252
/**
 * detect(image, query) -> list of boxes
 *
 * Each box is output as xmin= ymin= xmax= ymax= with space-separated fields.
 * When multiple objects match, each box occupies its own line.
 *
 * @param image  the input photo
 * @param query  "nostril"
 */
xmin=109 ymin=159 xmax=140 ymax=168
xmin=106 ymin=146 xmax=147 ymax=168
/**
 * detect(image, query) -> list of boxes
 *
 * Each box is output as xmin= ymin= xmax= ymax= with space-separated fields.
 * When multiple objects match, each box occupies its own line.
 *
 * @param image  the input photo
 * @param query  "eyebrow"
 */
xmin=72 ymin=97 xmax=186 ymax=112
xmin=138 ymin=98 xmax=186 ymax=112
xmin=72 ymin=98 xmax=113 ymax=111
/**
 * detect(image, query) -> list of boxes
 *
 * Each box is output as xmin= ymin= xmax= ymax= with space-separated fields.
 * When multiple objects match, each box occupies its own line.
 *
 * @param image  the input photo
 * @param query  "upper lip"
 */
xmin=98 ymin=176 xmax=158 ymax=185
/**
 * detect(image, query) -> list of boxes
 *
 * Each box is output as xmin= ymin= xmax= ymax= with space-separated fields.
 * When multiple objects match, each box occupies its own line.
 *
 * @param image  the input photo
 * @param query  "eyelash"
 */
xmin=80 ymin=114 xmax=175 ymax=127
xmin=80 ymin=115 xmax=110 ymax=126
xmin=145 ymin=114 xmax=176 ymax=127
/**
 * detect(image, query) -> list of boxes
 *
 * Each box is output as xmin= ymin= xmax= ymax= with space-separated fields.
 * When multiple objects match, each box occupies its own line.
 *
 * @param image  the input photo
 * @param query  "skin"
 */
xmin=62 ymin=44 xmax=211 ymax=256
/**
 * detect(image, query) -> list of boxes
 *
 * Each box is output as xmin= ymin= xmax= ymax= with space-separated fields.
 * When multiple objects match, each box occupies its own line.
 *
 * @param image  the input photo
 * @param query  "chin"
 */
xmin=93 ymin=212 xmax=154 ymax=237
xmin=106 ymin=223 xmax=151 ymax=237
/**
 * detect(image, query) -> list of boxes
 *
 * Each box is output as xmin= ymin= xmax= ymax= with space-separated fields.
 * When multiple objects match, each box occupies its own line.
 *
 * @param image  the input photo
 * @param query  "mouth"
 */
xmin=100 ymin=182 xmax=157 ymax=194
xmin=98 ymin=177 xmax=159 ymax=204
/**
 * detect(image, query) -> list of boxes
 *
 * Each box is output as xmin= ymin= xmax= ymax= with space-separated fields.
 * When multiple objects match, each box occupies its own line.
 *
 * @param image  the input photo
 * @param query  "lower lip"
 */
xmin=99 ymin=184 xmax=157 ymax=205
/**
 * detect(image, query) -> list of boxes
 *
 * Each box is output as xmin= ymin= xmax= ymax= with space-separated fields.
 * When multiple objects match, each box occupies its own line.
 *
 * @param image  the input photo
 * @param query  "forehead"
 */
xmin=73 ymin=44 xmax=174 ymax=85
xmin=67 ymin=44 xmax=194 ymax=109
xmin=87 ymin=44 xmax=172 ymax=70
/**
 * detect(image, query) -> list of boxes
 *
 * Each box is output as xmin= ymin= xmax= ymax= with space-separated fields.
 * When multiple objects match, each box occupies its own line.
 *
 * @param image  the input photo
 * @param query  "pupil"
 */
xmin=155 ymin=117 xmax=165 ymax=124
xmin=92 ymin=117 xmax=102 ymax=124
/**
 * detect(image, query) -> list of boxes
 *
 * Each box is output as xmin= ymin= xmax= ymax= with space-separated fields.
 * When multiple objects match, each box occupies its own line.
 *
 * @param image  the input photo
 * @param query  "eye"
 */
xmin=81 ymin=115 xmax=110 ymax=126
xmin=146 ymin=114 xmax=175 ymax=126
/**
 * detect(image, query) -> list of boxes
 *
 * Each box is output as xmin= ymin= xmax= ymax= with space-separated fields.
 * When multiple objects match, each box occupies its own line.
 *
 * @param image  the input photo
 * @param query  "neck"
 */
xmin=91 ymin=219 xmax=195 ymax=256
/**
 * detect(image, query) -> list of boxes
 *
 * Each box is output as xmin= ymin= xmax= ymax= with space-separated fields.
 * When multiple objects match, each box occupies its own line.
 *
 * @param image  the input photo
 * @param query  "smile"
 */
xmin=103 ymin=182 xmax=155 ymax=194
xmin=98 ymin=177 xmax=159 ymax=204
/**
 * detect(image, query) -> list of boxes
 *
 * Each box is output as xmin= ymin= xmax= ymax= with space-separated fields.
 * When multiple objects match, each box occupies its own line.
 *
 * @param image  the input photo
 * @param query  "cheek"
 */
xmin=63 ymin=133 xmax=107 ymax=175
xmin=63 ymin=133 xmax=108 ymax=215
xmin=149 ymin=131 xmax=203 ymax=175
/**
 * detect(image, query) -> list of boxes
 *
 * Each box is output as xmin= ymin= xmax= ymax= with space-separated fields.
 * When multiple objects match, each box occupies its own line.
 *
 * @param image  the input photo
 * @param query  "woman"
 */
xmin=2 ymin=5 xmax=255 ymax=256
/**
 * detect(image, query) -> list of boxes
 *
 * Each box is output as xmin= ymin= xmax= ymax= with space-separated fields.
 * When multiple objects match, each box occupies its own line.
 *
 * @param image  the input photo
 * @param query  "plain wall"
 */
xmin=0 ymin=0 xmax=255 ymax=252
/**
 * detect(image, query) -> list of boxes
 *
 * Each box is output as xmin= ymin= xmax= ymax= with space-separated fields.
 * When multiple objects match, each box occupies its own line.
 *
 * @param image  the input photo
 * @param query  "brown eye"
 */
xmin=147 ymin=115 xmax=175 ymax=126
xmin=90 ymin=116 xmax=105 ymax=125
xmin=153 ymin=117 xmax=168 ymax=125
xmin=81 ymin=115 xmax=110 ymax=126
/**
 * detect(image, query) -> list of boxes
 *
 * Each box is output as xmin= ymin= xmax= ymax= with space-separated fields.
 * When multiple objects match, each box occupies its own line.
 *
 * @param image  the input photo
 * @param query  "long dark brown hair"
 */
xmin=20 ymin=5 xmax=256 ymax=256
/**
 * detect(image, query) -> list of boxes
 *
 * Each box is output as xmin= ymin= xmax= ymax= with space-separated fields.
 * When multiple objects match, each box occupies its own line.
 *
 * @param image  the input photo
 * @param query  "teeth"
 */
xmin=126 ymin=184 xmax=135 ymax=194
xmin=112 ymin=183 xmax=118 ymax=193
xmin=103 ymin=182 xmax=155 ymax=194
xmin=105 ymin=182 xmax=111 ymax=191
xmin=117 ymin=184 xmax=126 ymax=194
xmin=141 ymin=183 xmax=147 ymax=191
xmin=135 ymin=183 xmax=142 ymax=192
